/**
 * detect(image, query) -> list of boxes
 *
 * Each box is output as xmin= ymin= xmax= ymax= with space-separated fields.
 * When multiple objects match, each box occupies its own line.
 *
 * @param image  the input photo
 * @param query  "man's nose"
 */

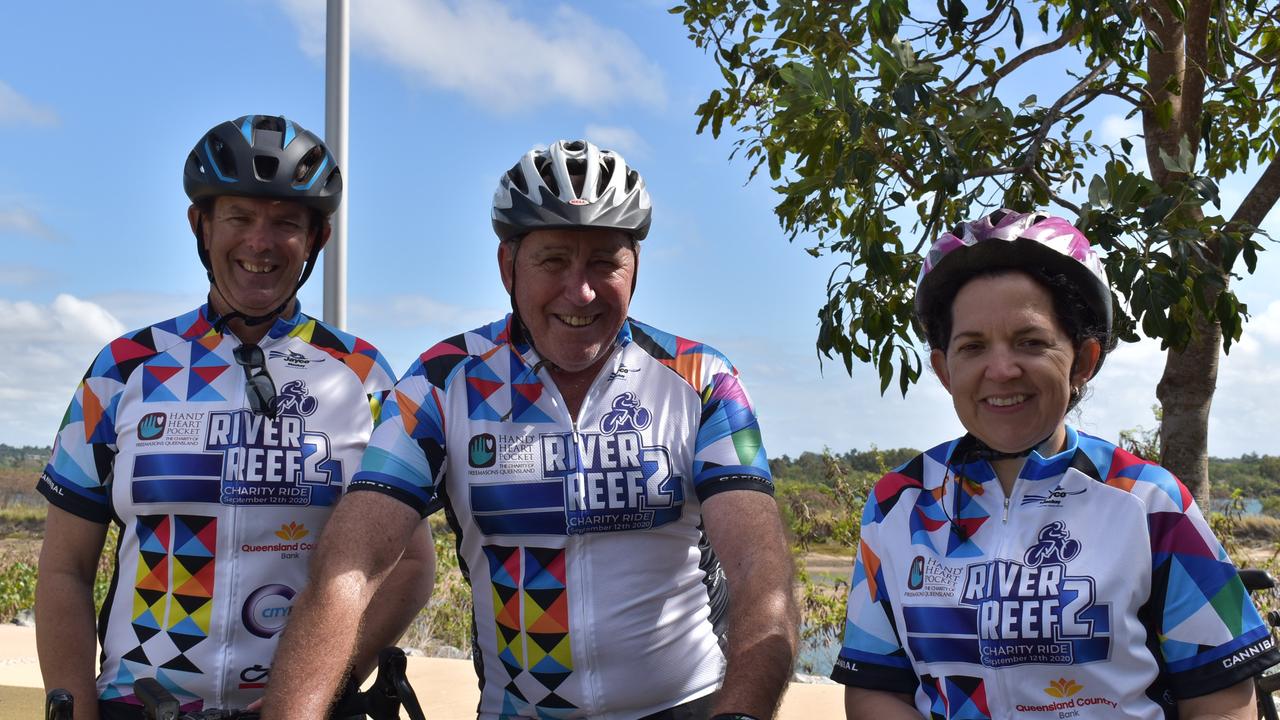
xmin=563 ymin=265 xmax=596 ymax=305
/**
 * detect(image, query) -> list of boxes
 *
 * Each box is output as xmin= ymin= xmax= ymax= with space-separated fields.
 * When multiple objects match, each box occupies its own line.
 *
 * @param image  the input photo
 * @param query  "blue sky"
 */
xmin=2 ymin=0 xmax=1278 ymax=459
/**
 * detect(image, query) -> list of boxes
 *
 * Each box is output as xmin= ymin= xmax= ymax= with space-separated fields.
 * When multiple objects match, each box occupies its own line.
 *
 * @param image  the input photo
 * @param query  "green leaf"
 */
xmin=946 ymin=0 xmax=968 ymax=31
xmin=1188 ymin=177 xmax=1220 ymax=208
xmin=1088 ymin=174 xmax=1110 ymax=207
xmin=1142 ymin=195 xmax=1176 ymax=227
xmin=1155 ymin=100 xmax=1174 ymax=130
xmin=1011 ymin=7 xmax=1024 ymax=47
xmin=1120 ymin=137 xmax=1133 ymax=155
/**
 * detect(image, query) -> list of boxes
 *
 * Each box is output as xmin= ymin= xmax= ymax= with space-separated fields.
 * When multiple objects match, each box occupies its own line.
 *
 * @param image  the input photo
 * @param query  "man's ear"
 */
xmin=498 ymin=241 xmax=515 ymax=295
xmin=310 ymin=221 xmax=332 ymax=255
xmin=930 ymin=348 xmax=952 ymax=393
xmin=187 ymin=204 xmax=204 ymax=239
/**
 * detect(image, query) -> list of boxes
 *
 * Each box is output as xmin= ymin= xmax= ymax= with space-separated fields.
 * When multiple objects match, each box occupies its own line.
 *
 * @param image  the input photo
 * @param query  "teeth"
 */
xmin=558 ymin=314 xmax=596 ymax=327
xmin=239 ymin=261 xmax=275 ymax=274
xmin=987 ymin=395 xmax=1027 ymax=407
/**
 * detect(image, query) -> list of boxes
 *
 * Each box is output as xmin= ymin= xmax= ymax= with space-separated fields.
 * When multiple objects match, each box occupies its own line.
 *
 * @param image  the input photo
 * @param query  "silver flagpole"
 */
xmin=323 ymin=0 xmax=349 ymax=329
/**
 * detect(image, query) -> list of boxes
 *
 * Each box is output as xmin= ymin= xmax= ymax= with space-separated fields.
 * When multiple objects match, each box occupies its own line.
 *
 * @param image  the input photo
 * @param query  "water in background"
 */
xmin=796 ymin=624 xmax=840 ymax=677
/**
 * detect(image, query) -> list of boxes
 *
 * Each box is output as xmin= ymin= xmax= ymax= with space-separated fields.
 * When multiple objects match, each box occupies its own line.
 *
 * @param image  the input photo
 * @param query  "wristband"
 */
xmin=710 ymin=715 xmax=761 ymax=720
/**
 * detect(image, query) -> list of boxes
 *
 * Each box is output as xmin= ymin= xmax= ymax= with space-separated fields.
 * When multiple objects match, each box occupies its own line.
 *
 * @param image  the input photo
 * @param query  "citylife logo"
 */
xmin=469 ymin=433 xmax=497 ymax=468
xmin=137 ymin=412 xmax=167 ymax=441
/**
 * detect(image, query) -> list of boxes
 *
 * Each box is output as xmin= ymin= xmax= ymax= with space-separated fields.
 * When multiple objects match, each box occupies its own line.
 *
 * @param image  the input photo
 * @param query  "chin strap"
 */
xmin=954 ymin=432 xmax=1052 ymax=463
xmin=199 ymin=215 xmax=321 ymax=334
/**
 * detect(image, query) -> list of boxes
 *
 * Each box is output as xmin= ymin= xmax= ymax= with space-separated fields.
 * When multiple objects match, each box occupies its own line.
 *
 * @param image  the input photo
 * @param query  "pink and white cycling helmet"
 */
xmin=915 ymin=209 xmax=1112 ymax=370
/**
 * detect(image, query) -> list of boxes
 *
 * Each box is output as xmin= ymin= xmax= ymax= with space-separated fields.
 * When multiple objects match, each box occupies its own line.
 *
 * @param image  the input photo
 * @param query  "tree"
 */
xmin=674 ymin=0 xmax=1280 ymax=504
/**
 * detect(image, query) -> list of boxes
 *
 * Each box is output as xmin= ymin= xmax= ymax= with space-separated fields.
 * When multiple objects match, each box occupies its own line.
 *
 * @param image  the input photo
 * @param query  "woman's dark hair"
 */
xmin=921 ymin=267 xmax=1115 ymax=411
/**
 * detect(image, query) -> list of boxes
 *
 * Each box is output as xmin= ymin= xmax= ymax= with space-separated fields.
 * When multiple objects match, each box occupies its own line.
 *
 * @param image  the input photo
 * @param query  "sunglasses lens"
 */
xmin=235 ymin=344 xmax=277 ymax=417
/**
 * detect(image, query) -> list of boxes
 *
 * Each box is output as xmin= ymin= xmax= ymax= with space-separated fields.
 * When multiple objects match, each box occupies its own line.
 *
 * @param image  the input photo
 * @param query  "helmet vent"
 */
xmin=208 ymin=138 xmax=238 ymax=180
xmin=294 ymin=146 xmax=325 ymax=184
xmin=505 ymin=164 xmax=527 ymax=194
xmin=596 ymin=156 xmax=615 ymax=195
xmin=535 ymin=156 xmax=560 ymax=195
xmin=252 ymin=115 xmax=285 ymax=133
xmin=253 ymin=155 xmax=280 ymax=182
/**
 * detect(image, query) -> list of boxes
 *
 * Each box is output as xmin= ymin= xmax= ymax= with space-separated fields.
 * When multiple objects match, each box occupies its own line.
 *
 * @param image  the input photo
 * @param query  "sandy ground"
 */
xmin=0 ymin=624 xmax=842 ymax=719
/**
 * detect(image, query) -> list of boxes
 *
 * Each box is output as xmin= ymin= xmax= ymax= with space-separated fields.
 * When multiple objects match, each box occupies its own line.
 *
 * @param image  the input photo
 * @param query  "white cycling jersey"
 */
xmin=832 ymin=427 xmax=1278 ymax=719
xmin=350 ymin=316 xmax=774 ymax=720
xmin=38 ymin=304 xmax=394 ymax=712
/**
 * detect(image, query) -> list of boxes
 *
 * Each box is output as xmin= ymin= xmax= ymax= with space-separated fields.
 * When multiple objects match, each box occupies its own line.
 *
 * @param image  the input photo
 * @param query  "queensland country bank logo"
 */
xmin=469 ymin=433 xmax=497 ymax=468
xmin=137 ymin=412 xmax=167 ymax=441
xmin=1014 ymin=677 xmax=1119 ymax=714
xmin=275 ymin=521 xmax=309 ymax=541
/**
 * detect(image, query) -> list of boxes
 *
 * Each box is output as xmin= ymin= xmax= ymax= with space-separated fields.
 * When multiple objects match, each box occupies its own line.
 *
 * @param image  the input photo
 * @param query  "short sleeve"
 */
xmin=830 ymin=478 xmax=918 ymax=693
xmin=37 ymin=349 xmax=123 ymax=524
xmin=1138 ymin=465 xmax=1279 ymax=697
xmin=348 ymin=358 xmax=450 ymax=517
xmin=690 ymin=369 xmax=774 ymax=501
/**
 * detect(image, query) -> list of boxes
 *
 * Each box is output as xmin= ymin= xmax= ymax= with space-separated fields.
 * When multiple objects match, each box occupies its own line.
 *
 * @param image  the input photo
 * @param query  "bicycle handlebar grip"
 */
xmin=45 ymin=689 xmax=74 ymax=720
xmin=135 ymin=677 xmax=181 ymax=720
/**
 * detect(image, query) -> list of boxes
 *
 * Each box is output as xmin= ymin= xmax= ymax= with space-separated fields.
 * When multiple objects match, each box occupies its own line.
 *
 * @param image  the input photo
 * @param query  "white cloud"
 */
xmin=279 ymin=0 xmax=666 ymax=112
xmin=584 ymin=125 xmax=648 ymax=159
xmin=1098 ymin=112 xmax=1141 ymax=145
xmin=0 ymin=207 xmax=61 ymax=242
xmin=0 ymin=295 xmax=126 ymax=447
xmin=0 ymin=81 xmax=58 ymax=127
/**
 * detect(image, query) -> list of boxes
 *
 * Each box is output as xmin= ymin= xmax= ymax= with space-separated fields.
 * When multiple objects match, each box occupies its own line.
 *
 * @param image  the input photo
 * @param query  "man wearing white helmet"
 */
xmin=264 ymin=140 xmax=799 ymax=719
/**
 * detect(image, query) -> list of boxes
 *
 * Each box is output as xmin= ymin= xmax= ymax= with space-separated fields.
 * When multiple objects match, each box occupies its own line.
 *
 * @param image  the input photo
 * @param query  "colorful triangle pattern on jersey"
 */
xmin=164 ymin=515 xmax=217 ymax=674
xmin=185 ymin=340 xmax=229 ymax=402
xmin=483 ymin=544 xmax=577 ymax=716
xmin=509 ymin=354 xmax=553 ymax=424
xmin=131 ymin=515 xmax=171 ymax=646
xmin=465 ymin=354 xmax=504 ymax=422
xmin=288 ymin=318 xmax=390 ymax=384
xmin=142 ymin=352 xmax=183 ymax=403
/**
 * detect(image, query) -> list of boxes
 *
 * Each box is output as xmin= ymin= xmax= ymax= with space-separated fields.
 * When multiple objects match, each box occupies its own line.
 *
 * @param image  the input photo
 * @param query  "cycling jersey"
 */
xmin=832 ymin=427 xmax=1279 ymax=719
xmin=38 ymin=303 xmax=395 ymax=712
xmin=349 ymin=315 xmax=774 ymax=720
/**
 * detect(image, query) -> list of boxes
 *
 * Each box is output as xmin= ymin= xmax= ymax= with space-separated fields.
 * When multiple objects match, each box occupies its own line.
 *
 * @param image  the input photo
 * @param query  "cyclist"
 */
xmin=35 ymin=115 xmax=433 ymax=719
xmin=263 ymin=139 xmax=799 ymax=719
xmin=832 ymin=209 xmax=1279 ymax=718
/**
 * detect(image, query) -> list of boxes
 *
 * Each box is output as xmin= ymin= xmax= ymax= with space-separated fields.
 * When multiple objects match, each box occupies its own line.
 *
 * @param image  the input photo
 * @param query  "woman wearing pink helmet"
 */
xmin=830 ymin=210 xmax=1276 ymax=718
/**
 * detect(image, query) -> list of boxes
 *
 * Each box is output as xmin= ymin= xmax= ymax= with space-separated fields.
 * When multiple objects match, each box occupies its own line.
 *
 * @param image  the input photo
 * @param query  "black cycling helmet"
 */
xmin=915 ymin=209 xmax=1114 ymax=376
xmin=492 ymin=139 xmax=652 ymax=242
xmin=184 ymin=115 xmax=341 ymax=329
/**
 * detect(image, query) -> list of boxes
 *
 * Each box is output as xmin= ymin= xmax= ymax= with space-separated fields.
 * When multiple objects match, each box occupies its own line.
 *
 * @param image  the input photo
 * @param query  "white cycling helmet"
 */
xmin=491 ymin=139 xmax=652 ymax=242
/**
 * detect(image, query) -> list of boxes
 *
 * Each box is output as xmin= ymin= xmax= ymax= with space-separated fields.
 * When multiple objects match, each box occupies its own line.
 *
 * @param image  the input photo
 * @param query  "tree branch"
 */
xmin=1024 ymin=58 xmax=1116 ymax=167
xmin=958 ymin=22 xmax=1086 ymax=97
xmin=1230 ymin=153 xmax=1280 ymax=229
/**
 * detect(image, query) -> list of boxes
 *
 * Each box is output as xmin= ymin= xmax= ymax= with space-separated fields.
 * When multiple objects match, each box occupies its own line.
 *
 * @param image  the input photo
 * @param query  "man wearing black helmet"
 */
xmin=34 ymin=115 xmax=432 ymax=719
xmin=264 ymin=140 xmax=799 ymax=720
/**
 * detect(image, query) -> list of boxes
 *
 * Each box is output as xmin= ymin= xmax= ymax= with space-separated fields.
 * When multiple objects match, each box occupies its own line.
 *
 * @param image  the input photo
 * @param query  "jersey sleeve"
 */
xmin=830 ymin=473 xmax=918 ymax=693
xmin=37 ymin=346 xmax=124 ymax=524
xmin=690 ymin=364 xmax=774 ymax=501
xmin=348 ymin=344 xmax=460 ymax=517
xmin=1130 ymin=463 xmax=1280 ymax=697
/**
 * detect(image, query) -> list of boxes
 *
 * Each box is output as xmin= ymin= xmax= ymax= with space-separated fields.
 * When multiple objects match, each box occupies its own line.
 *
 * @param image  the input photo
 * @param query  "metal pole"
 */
xmin=323 ymin=0 xmax=349 ymax=329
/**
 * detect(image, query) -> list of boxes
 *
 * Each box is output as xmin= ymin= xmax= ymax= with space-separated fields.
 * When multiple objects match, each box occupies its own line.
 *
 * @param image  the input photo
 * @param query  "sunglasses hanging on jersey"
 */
xmin=233 ymin=344 xmax=279 ymax=419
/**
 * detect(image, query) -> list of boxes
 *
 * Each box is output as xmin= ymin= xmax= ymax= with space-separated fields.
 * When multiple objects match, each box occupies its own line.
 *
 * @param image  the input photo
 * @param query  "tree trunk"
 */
xmin=1156 ymin=313 xmax=1220 ymax=508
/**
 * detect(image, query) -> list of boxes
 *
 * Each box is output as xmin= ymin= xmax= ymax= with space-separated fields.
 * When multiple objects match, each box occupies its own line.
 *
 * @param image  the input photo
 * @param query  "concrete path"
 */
xmin=0 ymin=625 xmax=842 ymax=719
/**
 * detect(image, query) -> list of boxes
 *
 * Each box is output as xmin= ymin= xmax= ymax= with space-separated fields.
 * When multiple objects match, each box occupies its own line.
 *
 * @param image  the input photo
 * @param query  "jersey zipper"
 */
xmin=218 ymin=329 xmax=246 ymax=707
xmin=987 ymin=467 xmax=1029 ymax=718
xmin=529 ymin=343 xmax=624 ymax=716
